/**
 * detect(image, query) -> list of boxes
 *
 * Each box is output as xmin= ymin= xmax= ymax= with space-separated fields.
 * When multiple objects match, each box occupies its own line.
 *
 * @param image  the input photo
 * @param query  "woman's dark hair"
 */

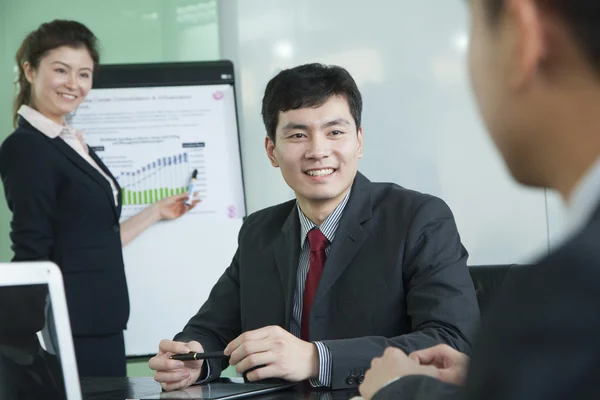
xmin=13 ymin=19 xmax=99 ymax=127
xmin=484 ymin=0 xmax=600 ymax=73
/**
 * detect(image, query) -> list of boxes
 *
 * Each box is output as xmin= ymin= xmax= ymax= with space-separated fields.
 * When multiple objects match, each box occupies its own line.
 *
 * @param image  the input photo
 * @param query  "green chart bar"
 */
xmin=121 ymin=186 xmax=194 ymax=205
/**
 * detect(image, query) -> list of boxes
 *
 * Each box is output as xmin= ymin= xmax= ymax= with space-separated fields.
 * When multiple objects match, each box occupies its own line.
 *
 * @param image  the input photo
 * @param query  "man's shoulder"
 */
xmin=541 ymin=220 xmax=600 ymax=277
xmin=498 ymin=219 xmax=600 ymax=312
xmin=239 ymin=199 xmax=296 ymax=237
xmin=367 ymin=179 xmax=451 ymax=216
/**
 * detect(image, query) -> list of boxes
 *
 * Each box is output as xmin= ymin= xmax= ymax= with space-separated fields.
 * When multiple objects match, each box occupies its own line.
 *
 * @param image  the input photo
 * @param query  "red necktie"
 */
xmin=301 ymin=228 xmax=329 ymax=341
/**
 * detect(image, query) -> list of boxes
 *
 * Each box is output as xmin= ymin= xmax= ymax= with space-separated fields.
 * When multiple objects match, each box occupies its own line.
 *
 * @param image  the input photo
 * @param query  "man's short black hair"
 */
xmin=484 ymin=0 xmax=600 ymax=73
xmin=261 ymin=63 xmax=362 ymax=142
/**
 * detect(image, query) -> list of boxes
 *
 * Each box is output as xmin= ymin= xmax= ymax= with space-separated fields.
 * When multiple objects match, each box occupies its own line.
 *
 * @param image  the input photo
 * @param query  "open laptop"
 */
xmin=0 ymin=261 xmax=81 ymax=400
xmin=0 ymin=262 xmax=296 ymax=400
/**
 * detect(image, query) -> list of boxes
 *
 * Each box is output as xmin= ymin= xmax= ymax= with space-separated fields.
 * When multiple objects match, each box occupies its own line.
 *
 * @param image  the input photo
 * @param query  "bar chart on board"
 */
xmin=116 ymin=151 xmax=205 ymax=206
xmin=69 ymin=83 xmax=245 ymax=222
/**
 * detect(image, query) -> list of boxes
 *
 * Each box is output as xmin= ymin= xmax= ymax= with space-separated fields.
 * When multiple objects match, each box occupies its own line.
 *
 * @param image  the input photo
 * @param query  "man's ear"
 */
xmin=357 ymin=126 xmax=364 ymax=159
xmin=506 ymin=0 xmax=547 ymax=90
xmin=265 ymin=136 xmax=279 ymax=167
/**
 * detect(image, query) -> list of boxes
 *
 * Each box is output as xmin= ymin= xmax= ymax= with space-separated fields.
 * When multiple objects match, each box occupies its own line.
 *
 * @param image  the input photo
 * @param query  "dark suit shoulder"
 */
xmin=1 ymin=126 xmax=48 ymax=151
xmin=0 ymin=127 xmax=54 ymax=172
xmin=476 ymin=218 xmax=600 ymax=356
xmin=481 ymin=229 xmax=600 ymax=332
xmin=503 ymin=220 xmax=600 ymax=288
xmin=238 ymin=199 xmax=296 ymax=239
xmin=539 ymin=220 xmax=600 ymax=280
xmin=368 ymin=180 xmax=454 ymax=218
xmin=464 ymin=218 xmax=600 ymax=400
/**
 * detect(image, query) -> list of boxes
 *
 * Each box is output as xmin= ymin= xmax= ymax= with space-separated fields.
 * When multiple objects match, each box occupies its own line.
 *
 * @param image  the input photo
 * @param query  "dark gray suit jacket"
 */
xmin=374 ymin=206 xmax=600 ymax=399
xmin=175 ymin=172 xmax=479 ymax=389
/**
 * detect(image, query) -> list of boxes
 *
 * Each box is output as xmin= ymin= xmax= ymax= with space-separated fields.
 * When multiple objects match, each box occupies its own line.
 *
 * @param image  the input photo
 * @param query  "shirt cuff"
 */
xmin=195 ymin=361 xmax=211 ymax=384
xmin=309 ymin=341 xmax=332 ymax=387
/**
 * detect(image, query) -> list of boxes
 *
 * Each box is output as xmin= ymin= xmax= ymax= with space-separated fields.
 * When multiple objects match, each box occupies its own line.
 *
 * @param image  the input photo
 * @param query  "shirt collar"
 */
xmin=564 ymin=156 xmax=600 ymax=238
xmin=297 ymin=189 xmax=352 ymax=249
xmin=18 ymin=105 xmax=80 ymax=139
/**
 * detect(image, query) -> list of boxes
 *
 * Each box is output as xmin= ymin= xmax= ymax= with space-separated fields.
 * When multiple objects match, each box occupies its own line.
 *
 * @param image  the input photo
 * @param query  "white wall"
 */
xmin=219 ymin=0 xmax=553 ymax=265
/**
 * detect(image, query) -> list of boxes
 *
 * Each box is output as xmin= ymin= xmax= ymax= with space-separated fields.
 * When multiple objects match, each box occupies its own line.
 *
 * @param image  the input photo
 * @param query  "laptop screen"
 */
xmin=0 ymin=282 xmax=69 ymax=400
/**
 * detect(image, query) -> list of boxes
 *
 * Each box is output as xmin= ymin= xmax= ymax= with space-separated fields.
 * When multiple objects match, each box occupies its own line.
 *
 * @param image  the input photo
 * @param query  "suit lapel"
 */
xmin=313 ymin=172 xmax=373 ymax=306
xmin=40 ymin=129 xmax=119 ymax=219
xmin=272 ymin=205 xmax=301 ymax=329
xmin=88 ymin=148 xmax=122 ymax=217
xmin=19 ymin=117 xmax=119 ymax=217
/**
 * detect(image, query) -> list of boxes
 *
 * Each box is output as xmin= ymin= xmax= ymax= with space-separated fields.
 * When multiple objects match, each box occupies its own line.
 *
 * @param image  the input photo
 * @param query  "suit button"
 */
xmin=113 ymin=224 xmax=120 ymax=233
xmin=357 ymin=375 xmax=365 ymax=384
xmin=346 ymin=375 xmax=356 ymax=385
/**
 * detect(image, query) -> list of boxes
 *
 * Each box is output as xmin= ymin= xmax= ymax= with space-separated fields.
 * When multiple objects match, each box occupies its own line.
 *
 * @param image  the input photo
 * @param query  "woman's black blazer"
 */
xmin=0 ymin=118 xmax=129 ymax=336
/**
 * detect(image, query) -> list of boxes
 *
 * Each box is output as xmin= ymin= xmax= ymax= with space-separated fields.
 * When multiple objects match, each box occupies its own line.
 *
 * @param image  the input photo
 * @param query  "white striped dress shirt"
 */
xmin=199 ymin=190 xmax=351 ymax=387
xmin=291 ymin=189 xmax=351 ymax=387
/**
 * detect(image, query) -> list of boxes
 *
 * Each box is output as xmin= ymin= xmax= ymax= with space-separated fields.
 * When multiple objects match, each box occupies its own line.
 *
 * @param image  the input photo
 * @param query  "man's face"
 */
xmin=467 ymin=0 xmax=549 ymax=187
xmin=265 ymin=96 xmax=363 ymax=208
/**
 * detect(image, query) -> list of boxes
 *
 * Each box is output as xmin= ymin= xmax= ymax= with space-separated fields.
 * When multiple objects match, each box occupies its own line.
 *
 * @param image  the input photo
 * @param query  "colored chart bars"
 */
xmin=117 ymin=153 xmax=191 ymax=205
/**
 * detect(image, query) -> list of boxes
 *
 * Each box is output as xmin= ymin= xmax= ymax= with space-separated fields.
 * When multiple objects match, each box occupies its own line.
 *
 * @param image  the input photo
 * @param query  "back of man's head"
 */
xmin=483 ymin=0 xmax=600 ymax=74
xmin=261 ymin=63 xmax=362 ymax=143
xmin=470 ymin=0 xmax=600 ymax=197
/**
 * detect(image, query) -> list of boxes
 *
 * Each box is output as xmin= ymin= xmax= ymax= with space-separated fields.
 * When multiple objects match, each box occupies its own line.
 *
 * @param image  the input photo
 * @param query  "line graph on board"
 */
xmin=115 ymin=152 xmax=206 ymax=205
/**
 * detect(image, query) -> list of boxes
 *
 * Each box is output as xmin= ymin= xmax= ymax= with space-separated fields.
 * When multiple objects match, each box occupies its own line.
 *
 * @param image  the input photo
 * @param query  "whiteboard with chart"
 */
xmin=69 ymin=61 xmax=245 ymax=356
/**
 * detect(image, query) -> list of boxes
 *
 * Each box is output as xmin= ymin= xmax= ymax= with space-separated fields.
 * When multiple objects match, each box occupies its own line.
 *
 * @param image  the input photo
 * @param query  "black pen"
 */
xmin=170 ymin=351 xmax=229 ymax=361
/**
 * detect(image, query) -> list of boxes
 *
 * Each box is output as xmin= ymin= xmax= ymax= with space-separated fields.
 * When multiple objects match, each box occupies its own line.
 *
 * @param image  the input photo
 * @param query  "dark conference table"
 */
xmin=81 ymin=377 xmax=361 ymax=400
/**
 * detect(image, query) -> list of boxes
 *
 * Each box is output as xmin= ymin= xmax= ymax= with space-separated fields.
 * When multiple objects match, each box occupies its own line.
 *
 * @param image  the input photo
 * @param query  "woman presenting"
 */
xmin=0 ymin=19 xmax=199 ymax=377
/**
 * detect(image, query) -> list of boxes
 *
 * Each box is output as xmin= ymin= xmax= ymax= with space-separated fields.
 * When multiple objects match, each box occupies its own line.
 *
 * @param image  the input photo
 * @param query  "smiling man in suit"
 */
xmin=359 ymin=0 xmax=600 ymax=399
xmin=149 ymin=63 xmax=479 ymax=391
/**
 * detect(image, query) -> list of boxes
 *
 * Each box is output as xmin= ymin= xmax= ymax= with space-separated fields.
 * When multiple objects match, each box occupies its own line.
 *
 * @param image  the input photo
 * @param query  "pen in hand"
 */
xmin=170 ymin=351 xmax=229 ymax=361
xmin=185 ymin=169 xmax=198 ymax=207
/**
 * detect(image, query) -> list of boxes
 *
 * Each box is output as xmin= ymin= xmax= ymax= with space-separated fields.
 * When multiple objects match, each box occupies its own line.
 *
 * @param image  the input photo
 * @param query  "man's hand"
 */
xmin=148 ymin=339 xmax=205 ymax=391
xmin=409 ymin=344 xmax=470 ymax=386
xmin=224 ymin=325 xmax=319 ymax=382
xmin=359 ymin=347 xmax=439 ymax=400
